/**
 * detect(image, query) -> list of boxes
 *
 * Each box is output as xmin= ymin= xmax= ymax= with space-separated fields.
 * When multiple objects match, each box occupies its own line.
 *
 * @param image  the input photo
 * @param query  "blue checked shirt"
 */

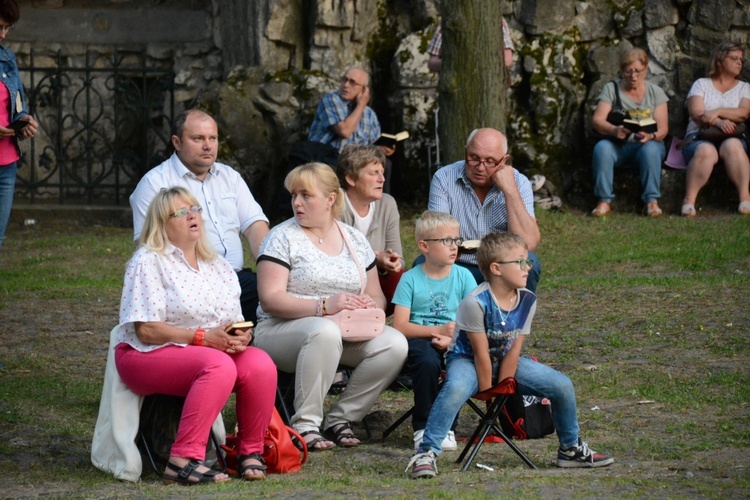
xmin=428 ymin=161 xmax=535 ymax=266
xmin=308 ymin=91 xmax=381 ymax=150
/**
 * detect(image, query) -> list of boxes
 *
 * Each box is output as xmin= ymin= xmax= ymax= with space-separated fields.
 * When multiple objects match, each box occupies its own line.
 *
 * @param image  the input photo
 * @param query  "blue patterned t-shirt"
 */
xmin=449 ymin=282 xmax=536 ymax=360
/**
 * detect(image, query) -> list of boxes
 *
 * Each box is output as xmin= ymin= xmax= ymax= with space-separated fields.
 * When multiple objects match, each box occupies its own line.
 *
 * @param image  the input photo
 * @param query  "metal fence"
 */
xmin=15 ymin=49 xmax=175 ymax=205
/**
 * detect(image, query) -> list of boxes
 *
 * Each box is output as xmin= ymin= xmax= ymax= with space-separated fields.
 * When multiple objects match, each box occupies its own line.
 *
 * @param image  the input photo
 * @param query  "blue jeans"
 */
xmin=419 ymin=353 xmax=580 ymax=454
xmin=412 ymin=251 xmax=542 ymax=294
xmin=592 ymin=139 xmax=665 ymax=203
xmin=0 ymin=162 xmax=17 ymax=250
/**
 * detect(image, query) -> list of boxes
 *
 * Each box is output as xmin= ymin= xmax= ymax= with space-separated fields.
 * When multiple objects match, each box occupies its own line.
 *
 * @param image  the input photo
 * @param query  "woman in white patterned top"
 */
xmin=254 ymin=163 xmax=408 ymax=451
xmin=681 ymin=42 xmax=750 ymax=217
xmin=112 ymin=186 xmax=276 ymax=484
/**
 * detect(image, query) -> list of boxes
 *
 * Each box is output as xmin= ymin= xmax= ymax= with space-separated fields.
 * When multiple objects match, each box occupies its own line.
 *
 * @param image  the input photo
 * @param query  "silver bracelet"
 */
xmin=316 ymin=297 xmax=324 ymax=317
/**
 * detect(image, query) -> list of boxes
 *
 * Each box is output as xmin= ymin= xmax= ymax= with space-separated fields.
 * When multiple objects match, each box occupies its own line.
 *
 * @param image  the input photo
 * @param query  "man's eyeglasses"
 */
xmin=466 ymin=156 xmax=508 ymax=169
xmin=169 ymin=205 xmax=202 ymax=219
xmin=423 ymin=237 xmax=464 ymax=247
xmin=341 ymin=76 xmax=364 ymax=88
xmin=0 ymin=24 xmax=13 ymax=34
xmin=623 ymin=68 xmax=645 ymax=76
xmin=496 ymin=259 xmax=534 ymax=270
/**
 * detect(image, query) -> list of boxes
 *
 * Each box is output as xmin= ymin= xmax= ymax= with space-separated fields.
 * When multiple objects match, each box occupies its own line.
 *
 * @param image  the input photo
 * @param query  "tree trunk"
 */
xmin=437 ymin=0 xmax=508 ymax=163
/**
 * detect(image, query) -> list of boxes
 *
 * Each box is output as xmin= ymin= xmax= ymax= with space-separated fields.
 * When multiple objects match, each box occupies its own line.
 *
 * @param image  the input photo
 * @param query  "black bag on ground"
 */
xmin=490 ymin=354 xmax=555 ymax=440
xmin=498 ymin=393 xmax=555 ymax=440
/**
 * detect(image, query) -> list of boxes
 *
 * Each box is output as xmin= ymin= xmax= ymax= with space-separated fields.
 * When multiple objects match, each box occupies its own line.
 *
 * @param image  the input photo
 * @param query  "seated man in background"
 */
xmin=308 ymin=66 xmax=397 ymax=193
xmin=130 ymin=109 xmax=269 ymax=323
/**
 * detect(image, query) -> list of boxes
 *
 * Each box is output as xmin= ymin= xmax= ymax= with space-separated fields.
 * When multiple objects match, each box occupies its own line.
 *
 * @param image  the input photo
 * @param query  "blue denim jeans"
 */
xmin=592 ymin=139 xmax=665 ymax=203
xmin=419 ymin=353 xmax=581 ymax=454
xmin=0 ymin=162 xmax=17 ymax=250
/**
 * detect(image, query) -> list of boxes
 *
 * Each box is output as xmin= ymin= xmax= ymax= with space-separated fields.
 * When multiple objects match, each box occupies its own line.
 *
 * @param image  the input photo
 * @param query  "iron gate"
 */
xmin=15 ymin=49 xmax=175 ymax=205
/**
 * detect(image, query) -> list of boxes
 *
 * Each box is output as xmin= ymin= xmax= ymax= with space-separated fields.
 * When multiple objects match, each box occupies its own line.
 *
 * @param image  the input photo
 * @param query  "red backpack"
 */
xmin=222 ymin=408 xmax=308 ymax=474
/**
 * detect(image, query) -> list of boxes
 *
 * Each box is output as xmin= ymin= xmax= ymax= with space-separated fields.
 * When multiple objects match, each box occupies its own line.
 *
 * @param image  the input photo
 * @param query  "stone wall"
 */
xmin=216 ymin=0 xmax=750 ymax=211
xmin=11 ymin=0 xmax=750 ymax=212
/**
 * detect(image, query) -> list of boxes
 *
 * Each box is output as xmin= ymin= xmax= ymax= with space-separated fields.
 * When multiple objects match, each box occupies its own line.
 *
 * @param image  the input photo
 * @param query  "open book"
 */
xmin=623 ymin=118 xmax=657 ymax=134
xmin=374 ymin=130 xmax=409 ymax=148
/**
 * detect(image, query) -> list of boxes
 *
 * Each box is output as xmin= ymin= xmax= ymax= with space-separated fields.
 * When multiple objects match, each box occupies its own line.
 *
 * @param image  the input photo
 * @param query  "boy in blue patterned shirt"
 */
xmin=392 ymin=211 xmax=477 ymax=452
xmin=406 ymin=232 xmax=613 ymax=478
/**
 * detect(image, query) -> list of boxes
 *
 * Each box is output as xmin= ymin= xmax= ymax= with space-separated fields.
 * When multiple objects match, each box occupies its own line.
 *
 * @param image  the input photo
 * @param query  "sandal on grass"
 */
xmin=163 ymin=459 xmax=231 ymax=486
xmin=324 ymin=422 xmax=360 ymax=448
xmin=300 ymin=429 xmax=334 ymax=451
xmin=238 ymin=453 xmax=267 ymax=481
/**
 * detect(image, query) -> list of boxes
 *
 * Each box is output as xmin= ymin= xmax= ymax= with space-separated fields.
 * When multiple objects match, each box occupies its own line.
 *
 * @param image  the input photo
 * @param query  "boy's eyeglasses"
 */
xmin=169 ymin=205 xmax=202 ymax=219
xmin=423 ymin=237 xmax=464 ymax=247
xmin=496 ymin=259 xmax=533 ymax=270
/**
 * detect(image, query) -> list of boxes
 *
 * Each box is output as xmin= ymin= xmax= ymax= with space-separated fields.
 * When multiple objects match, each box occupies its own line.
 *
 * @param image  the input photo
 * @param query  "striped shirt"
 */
xmin=427 ymin=19 xmax=514 ymax=57
xmin=427 ymin=161 xmax=535 ymax=266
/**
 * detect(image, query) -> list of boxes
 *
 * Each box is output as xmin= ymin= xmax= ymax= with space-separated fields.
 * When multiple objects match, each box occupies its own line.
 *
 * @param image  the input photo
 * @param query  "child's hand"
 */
xmin=431 ymin=333 xmax=450 ymax=350
xmin=437 ymin=322 xmax=455 ymax=338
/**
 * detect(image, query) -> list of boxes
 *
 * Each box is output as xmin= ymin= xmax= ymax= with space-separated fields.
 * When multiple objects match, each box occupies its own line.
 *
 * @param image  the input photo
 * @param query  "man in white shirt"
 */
xmin=130 ymin=109 xmax=270 ymax=322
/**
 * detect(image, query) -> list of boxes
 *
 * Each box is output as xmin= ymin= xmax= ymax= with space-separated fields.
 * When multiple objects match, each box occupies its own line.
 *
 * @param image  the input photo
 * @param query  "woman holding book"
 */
xmin=590 ymin=48 xmax=669 ymax=217
xmin=337 ymin=144 xmax=405 ymax=315
xmin=0 ymin=0 xmax=39 ymax=250
xmin=680 ymin=42 xmax=750 ymax=217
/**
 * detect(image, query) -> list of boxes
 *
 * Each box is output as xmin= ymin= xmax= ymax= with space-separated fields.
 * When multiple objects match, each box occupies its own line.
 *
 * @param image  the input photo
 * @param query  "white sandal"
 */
xmin=681 ymin=204 xmax=696 ymax=217
xmin=739 ymin=201 xmax=750 ymax=215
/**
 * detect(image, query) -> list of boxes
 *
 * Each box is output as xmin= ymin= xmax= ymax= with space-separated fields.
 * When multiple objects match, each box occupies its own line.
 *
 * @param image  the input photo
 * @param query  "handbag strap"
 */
xmin=612 ymin=80 xmax=623 ymax=110
xmin=333 ymin=220 xmax=366 ymax=295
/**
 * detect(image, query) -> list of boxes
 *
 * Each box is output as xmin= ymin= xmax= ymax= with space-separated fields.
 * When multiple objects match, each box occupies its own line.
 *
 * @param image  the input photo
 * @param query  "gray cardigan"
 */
xmin=340 ymin=193 xmax=404 ymax=270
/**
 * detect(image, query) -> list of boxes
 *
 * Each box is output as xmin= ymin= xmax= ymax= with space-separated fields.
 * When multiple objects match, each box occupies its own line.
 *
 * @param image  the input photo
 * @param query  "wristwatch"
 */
xmin=193 ymin=328 xmax=206 ymax=346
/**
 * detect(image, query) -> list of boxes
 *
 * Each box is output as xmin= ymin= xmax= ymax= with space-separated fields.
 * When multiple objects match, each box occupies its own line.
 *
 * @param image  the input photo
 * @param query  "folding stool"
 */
xmin=138 ymin=394 xmax=226 ymax=478
xmin=456 ymin=377 xmax=537 ymax=471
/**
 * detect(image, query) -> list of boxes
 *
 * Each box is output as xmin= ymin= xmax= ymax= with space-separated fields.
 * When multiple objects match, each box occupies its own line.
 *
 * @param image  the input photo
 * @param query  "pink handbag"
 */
xmin=327 ymin=221 xmax=386 ymax=342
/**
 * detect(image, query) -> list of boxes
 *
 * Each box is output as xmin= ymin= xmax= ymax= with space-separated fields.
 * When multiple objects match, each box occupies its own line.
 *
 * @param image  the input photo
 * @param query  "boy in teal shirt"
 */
xmin=393 ymin=211 xmax=477 ymax=451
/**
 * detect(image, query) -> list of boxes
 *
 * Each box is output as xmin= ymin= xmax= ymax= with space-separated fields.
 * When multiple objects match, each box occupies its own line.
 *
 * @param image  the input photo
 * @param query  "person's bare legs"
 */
xmin=683 ymin=142 xmax=719 ymax=209
xmin=719 ymin=139 xmax=750 ymax=206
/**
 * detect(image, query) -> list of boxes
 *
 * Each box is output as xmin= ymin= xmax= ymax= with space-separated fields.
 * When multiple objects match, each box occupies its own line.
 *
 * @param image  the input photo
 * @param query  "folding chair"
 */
xmin=382 ymin=370 xmax=443 ymax=441
xmin=138 ymin=394 xmax=226 ymax=478
xmin=456 ymin=377 xmax=537 ymax=471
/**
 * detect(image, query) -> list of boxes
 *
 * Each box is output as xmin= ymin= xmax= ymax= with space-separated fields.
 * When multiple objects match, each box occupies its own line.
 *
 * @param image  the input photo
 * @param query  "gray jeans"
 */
xmin=254 ymin=316 xmax=408 ymax=433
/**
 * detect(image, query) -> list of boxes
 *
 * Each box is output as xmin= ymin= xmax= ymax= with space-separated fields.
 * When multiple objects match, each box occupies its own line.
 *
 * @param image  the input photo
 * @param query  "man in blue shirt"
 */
xmin=308 ymin=67 xmax=396 ymax=192
xmin=427 ymin=128 xmax=541 ymax=292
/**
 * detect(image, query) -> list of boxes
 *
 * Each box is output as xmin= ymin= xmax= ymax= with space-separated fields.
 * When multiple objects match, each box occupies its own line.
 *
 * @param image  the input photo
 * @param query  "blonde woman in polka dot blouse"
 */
xmin=113 ymin=186 xmax=277 ymax=484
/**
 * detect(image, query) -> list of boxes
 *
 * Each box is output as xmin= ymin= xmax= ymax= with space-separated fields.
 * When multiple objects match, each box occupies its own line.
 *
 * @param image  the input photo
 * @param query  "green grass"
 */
xmin=0 ymin=209 xmax=749 ymax=497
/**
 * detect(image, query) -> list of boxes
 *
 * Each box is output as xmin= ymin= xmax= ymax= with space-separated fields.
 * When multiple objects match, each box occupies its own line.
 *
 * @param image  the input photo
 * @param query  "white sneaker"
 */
xmin=442 ymin=431 xmax=457 ymax=451
xmin=413 ymin=429 xmax=457 ymax=452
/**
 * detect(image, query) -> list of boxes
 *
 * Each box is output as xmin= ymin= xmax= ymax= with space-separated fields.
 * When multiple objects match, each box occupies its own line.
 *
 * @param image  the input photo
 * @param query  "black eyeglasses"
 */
xmin=496 ymin=259 xmax=533 ymax=270
xmin=169 ymin=205 xmax=202 ymax=219
xmin=423 ymin=237 xmax=464 ymax=247
xmin=465 ymin=155 xmax=509 ymax=169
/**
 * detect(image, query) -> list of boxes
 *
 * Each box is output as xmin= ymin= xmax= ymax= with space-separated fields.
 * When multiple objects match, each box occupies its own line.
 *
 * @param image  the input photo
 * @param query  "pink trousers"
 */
xmin=115 ymin=343 xmax=277 ymax=460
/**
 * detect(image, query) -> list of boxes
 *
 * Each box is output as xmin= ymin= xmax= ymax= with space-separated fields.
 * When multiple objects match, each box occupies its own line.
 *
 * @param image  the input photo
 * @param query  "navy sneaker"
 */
xmin=556 ymin=440 xmax=614 ymax=468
